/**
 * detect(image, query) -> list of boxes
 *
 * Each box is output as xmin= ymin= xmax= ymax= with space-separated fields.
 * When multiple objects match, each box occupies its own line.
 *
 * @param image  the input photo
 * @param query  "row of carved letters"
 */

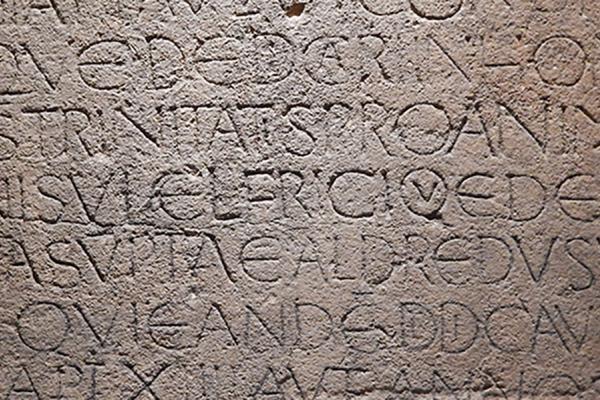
xmin=0 ymin=33 xmax=591 ymax=93
xmin=0 ymin=169 xmax=596 ymax=225
xmin=8 ymin=299 xmax=592 ymax=355
xmin=2 ymin=229 xmax=597 ymax=290
xmin=0 ymin=0 xmax=591 ymax=23
xmin=2 ymin=101 xmax=596 ymax=163
xmin=3 ymin=362 xmax=597 ymax=399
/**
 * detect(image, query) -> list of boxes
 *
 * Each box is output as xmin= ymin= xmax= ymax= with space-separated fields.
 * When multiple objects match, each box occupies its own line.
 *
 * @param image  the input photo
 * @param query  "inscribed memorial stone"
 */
xmin=0 ymin=0 xmax=599 ymax=398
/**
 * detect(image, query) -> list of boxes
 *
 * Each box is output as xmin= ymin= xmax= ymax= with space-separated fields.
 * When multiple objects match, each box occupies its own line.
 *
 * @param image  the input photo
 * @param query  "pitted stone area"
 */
xmin=0 ymin=0 xmax=599 ymax=399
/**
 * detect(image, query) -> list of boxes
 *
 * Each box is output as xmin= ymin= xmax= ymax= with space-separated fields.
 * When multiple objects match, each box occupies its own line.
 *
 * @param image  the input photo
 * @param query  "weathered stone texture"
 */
xmin=0 ymin=0 xmax=599 ymax=398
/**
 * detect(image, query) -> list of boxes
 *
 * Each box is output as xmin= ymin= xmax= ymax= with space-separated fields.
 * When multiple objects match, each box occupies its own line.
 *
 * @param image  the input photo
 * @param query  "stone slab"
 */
xmin=0 ymin=0 xmax=599 ymax=398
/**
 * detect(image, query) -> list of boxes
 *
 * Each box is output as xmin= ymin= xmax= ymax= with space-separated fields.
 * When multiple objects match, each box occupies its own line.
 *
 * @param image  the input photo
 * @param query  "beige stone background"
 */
xmin=0 ymin=0 xmax=599 ymax=398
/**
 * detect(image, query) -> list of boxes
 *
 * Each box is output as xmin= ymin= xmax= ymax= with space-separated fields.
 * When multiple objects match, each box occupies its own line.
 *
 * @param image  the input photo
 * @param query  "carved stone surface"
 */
xmin=0 ymin=0 xmax=599 ymax=398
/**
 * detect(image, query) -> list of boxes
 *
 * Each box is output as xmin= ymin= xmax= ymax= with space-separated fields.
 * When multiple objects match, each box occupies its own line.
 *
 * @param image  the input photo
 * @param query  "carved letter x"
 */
xmin=122 ymin=362 xmax=171 ymax=400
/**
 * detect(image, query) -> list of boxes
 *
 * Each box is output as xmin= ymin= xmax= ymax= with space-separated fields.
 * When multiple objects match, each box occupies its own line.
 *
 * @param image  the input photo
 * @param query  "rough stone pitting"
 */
xmin=0 ymin=0 xmax=599 ymax=398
